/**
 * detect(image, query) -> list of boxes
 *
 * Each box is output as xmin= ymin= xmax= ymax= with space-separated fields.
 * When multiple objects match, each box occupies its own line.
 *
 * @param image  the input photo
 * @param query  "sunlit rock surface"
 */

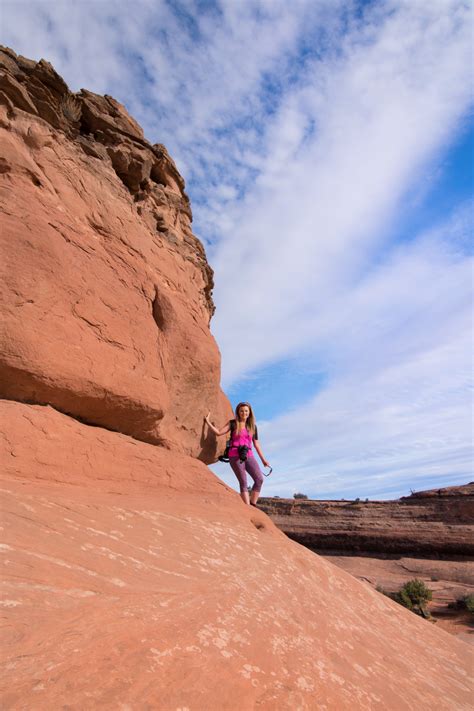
xmin=0 ymin=45 xmax=230 ymax=462
xmin=0 ymin=49 xmax=472 ymax=709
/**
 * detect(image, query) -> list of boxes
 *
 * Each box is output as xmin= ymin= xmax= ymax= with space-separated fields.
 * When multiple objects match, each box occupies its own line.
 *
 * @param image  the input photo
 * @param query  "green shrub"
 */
xmin=452 ymin=593 xmax=474 ymax=614
xmin=293 ymin=492 xmax=308 ymax=500
xmin=393 ymin=588 xmax=414 ymax=610
xmin=386 ymin=579 xmax=433 ymax=617
xmin=465 ymin=594 xmax=474 ymax=614
xmin=402 ymin=579 xmax=432 ymax=607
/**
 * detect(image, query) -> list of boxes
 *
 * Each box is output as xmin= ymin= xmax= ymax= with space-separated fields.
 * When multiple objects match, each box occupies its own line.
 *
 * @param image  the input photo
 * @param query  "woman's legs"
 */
xmin=245 ymin=457 xmax=264 ymax=505
xmin=229 ymin=458 xmax=250 ymax=504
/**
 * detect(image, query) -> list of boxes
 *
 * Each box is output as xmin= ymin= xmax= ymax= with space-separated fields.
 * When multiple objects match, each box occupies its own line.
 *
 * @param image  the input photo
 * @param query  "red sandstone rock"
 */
xmin=401 ymin=483 xmax=474 ymax=499
xmin=1 ymin=47 xmax=472 ymax=709
xmin=322 ymin=554 xmax=474 ymax=643
xmin=259 ymin=490 xmax=474 ymax=644
xmin=258 ymin=486 xmax=474 ymax=556
xmin=0 ymin=46 xmax=230 ymax=461
xmin=1 ymin=401 xmax=472 ymax=710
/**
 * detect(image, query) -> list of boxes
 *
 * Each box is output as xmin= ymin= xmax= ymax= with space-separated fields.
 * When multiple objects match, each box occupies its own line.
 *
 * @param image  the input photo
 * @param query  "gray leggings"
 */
xmin=229 ymin=456 xmax=264 ymax=493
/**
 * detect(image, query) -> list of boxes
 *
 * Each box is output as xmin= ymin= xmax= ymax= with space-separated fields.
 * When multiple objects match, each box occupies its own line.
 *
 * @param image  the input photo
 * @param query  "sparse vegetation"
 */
xmin=393 ymin=587 xmax=416 ymax=611
xmin=395 ymin=579 xmax=432 ymax=613
xmin=449 ymin=594 xmax=474 ymax=615
xmin=61 ymin=94 xmax=82 ymax=122
xmin=293 ymin=492 xmax=308 ymax=500
xmin=377 ymin=579 xmax=433 ymax=618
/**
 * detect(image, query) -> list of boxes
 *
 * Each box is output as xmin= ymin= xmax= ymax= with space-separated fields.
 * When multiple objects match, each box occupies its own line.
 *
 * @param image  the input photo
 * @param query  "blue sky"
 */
xmin=2 ymin=0 xmax=472 ymax=500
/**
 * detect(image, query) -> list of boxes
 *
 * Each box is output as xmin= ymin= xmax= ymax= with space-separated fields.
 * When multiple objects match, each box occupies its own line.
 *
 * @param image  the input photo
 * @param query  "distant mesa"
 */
xmin=258 ymin=483 xmax=474 ymax=556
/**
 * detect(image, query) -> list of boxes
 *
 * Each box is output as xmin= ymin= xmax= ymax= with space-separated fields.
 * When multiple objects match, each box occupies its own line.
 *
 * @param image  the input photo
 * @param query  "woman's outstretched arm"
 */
xmin=253 ymin=439 xmax=270 ymax=468
xmin=205 ymin=411 xmax=231 ymax=436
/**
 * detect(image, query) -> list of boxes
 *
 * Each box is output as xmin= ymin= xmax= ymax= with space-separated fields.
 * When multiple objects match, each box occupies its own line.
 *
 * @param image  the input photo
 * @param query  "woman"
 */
xmin=205 ymin=402 xmax=270 ymax=506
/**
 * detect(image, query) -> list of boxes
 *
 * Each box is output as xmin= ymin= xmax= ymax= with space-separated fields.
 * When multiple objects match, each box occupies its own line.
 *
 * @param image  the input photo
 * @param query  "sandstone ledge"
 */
xmin=258 ymin=484 xmax=474 ymax=556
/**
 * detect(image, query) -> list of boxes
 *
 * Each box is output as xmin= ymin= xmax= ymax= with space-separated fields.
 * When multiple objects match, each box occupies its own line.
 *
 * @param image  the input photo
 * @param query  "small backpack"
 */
xmin=218 ymin=419 xmax=237 ymax=463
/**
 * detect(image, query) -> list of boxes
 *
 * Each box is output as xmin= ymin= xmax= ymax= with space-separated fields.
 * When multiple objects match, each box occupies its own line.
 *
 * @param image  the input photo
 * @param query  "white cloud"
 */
xmin=1 ymin=0 xmax=472 ymax=498
xmin=244 ymin=206 xmax=473 ymax=499
xmin=210 ymin=0 xmax=472 ymax=384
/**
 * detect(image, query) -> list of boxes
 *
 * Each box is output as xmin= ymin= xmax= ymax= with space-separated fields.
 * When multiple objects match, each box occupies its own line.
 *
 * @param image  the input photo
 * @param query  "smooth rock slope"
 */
xmin=1 ymin=401 xmax=472 ymax=710
xmin=0 ymin=49 xmax=472 ymax=709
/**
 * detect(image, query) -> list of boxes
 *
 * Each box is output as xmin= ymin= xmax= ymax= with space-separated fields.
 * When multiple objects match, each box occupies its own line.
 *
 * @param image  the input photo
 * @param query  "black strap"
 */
xmin=219 ymin=419 xmax=258 ymax=463
xmin=218 ymin=420 xmax=236 ymax=463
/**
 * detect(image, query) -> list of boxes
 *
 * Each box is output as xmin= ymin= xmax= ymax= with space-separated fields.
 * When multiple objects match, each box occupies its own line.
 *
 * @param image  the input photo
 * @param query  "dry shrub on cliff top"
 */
xmin=61 ymin=94 xmax=81 ymax=122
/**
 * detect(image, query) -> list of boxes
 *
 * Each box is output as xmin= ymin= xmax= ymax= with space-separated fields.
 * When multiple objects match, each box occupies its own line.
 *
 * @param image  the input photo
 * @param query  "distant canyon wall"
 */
xmin=258 ymin=484 xmax=474 ymax=556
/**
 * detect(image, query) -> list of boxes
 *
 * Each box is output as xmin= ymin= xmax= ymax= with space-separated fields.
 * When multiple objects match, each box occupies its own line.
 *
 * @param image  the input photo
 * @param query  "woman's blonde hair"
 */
xmin=235 ymin=402 xmax=256 ymax=435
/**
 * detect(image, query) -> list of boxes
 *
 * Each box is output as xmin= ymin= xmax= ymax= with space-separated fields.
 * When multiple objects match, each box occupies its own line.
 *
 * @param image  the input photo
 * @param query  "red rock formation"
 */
xmin=0 ymin=46 xmax=230 ymax=461
xmin=258 ymin=484 xmax=474 ymax=556
xmin=2 ymin=401 xmax=472 ymax=709
xmin=322 ymin=553 xmax=474 ymax=644
xmin=259 ymin=488 xmax=474 ymax=644
xmin=1 ymin=49 xmax=472 ymax=709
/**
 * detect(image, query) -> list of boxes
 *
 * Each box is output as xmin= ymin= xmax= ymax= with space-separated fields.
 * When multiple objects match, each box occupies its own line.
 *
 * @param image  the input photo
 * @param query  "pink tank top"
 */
xmin=228 ymin=425 xmax=255 ymax=458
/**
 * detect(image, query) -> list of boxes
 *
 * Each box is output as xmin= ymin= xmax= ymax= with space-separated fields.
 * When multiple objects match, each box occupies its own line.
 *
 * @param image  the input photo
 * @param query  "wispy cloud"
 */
xmin=213 ymin=204 xmax=472 ymax=499
xmin=210 ymin=0 xmax=472 ymax=381
xmin=2 ymin=0 xmax=472 ymax=498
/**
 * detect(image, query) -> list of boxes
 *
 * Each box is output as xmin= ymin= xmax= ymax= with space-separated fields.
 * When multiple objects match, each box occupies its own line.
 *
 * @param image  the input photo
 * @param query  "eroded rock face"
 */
xmin=1 ymin=401 xmax=472 ymax=710
xmin=0 ymin=46 xmax=230 ymax=461
xmin=258 ymin=484 xmax=474 ymax=556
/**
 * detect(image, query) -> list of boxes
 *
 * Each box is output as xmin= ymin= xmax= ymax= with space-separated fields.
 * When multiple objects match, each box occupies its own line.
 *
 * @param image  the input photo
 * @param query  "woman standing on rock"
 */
xmin=205 ymin=402 xmax=270 ymax=506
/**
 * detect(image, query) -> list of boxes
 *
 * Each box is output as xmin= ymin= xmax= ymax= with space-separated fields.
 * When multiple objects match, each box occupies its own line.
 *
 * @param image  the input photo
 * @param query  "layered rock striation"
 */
xmin=2 ymin=401 xmax=473 ymax=709
xmin=258 ymin=484 xmax=474 ymax=556
xmin=0 ymin=46 xmax=230 ymax=461
xmin=1 ymin=49 xmax=472 ymax=709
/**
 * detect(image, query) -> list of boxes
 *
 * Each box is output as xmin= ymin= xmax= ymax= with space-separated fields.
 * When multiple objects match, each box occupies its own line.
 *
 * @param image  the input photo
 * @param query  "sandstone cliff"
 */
xmin=0 ymin=45 xmax=230 ymax=461
xmin=258 ymin=484 xmax=474 ymax=556
xmin=0 ymin=49 xmax=472 ymax=710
